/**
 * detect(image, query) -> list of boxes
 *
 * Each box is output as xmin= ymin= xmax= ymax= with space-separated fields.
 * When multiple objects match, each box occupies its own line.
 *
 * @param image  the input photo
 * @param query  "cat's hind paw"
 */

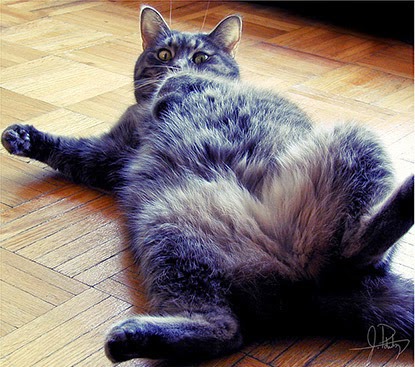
xmin=105 ymin=313 xmax=242 ymax=362
xmin=105 ymin=318 xmax=148 ymax=363
xmin=1 ymin=124 xmax=32 ymax=156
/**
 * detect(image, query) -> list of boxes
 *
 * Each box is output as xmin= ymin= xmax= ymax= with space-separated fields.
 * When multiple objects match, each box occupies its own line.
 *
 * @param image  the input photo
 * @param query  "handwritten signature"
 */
xmin=351 ymin=324 xmax=411 ymax=363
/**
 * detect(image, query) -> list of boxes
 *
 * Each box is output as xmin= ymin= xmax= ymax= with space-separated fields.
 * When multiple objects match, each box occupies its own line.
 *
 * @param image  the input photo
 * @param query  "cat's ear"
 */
xmin=208 ymin=15 xmax=242 ymax=57
xmin=140 ymin=6 xmax=171 ymax=49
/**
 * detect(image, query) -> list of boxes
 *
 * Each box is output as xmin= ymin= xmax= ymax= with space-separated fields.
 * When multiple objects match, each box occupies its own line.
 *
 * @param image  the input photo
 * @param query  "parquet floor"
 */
xmin=0 ymin=1 xmax=413 ymax=366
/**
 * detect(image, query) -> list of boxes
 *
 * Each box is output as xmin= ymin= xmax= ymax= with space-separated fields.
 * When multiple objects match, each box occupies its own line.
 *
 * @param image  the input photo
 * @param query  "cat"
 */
xmin=2 ymin=5 xmax=414 ymax=363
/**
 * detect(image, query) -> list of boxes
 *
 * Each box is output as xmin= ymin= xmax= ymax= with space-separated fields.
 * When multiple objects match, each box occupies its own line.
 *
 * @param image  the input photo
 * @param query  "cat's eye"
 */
xmin=193 ymin=52 xmax=209 ymax=64
xmin=157 ymin=49 xmax=173 ymax=62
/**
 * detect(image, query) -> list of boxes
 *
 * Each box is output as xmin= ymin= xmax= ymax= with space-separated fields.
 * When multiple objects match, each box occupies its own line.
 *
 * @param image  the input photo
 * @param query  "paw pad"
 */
xmin=1 ymin=124 xmax=32 ymax=156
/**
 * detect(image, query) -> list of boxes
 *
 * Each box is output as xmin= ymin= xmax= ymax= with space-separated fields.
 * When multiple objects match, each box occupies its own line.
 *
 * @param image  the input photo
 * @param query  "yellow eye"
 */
xmin=157 ymin=49 xmax=173 ymax=61
xmin=193 ymin=52 xmax=209 ymax=64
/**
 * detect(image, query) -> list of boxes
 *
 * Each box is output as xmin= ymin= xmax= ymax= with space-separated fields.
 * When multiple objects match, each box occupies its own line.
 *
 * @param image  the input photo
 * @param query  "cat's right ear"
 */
xmin=140 ymin=6 xmax=171 ymax=49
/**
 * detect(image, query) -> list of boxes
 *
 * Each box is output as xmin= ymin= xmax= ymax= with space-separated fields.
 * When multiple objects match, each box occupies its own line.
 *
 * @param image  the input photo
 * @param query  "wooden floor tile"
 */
xmin=2 ymin=189 xmax=102 ymax=250
xmin=74 ymin=249 xmax=135 ymax=286
xmin=67 ymin=85 xmax=136 ymax=124
xmin=32 ymin=306 xmax=133 ymax=367
xmin=0 ymin=249 xmax=87 ymax=296
xmin=0 ymin=3 xmax=38 ymax=27
xmin=0 ymin=40 xmax=46 ymax=69
xmin=301 ymin=64 xmax=413 ymax=106
xmin=0 ymin=88 xmax=56 ymax=127
xmin=2 ymin=295 xmax=130 ymax=366
xmin=16 ymin=196 xmax=118 ymax=261
xmin=270 ymin=338 xmax=335 ymax=367
xmin=1 ymin=288 xmax=103 ymax=358
xmin=63 ymin=36 xmax=140 ymax=77
xmin=1 ymin=17 xmax=111 ymax=53
xmin=1 ymin=56 xmax=130 ymax=106
xmin=14 ymin=108 xmax=107 ymax=137
xmin=358 ymin=44 xmax=414 ymax=78
xmin=269 ymin=26 xmax=390 ymax=63
xmin=53 ymin=3 xmax=141 ymax=37
xmin=248 ymin=338 xmax=298 ymax=365
xmin=240 ymin=42 xmax=343 ymax=89
xmin=0 ymin=279 xmax=55 ymax=328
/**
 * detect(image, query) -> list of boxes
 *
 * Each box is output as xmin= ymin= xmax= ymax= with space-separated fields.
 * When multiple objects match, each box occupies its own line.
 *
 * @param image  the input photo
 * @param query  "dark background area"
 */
xmin=258 ymin=1 xmax=414 ymax=44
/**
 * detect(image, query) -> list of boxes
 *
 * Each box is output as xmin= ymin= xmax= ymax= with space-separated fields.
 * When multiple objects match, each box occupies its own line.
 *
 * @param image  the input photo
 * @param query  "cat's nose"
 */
xmin=172 ymin=59 xmax=190 ymax=71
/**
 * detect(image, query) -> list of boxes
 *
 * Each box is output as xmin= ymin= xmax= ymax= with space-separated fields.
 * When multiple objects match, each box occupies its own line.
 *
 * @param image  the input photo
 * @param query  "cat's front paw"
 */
xmin=1 ymin=124 xmax=33 ymax=156
xmin=153 ymin=73 xmax=210 ymax=120
xmin=158 ymin=73 xmax=203 ymax=97
xmin=152 ymin=92 xmax=183 ymax=120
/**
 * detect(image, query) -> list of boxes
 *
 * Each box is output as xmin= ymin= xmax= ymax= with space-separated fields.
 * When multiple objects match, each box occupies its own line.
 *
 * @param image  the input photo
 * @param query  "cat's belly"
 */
xmin=123 ymin=128 xmax=351 ymax=282
xmin=131 ymin=172 xmax=298 ymax=276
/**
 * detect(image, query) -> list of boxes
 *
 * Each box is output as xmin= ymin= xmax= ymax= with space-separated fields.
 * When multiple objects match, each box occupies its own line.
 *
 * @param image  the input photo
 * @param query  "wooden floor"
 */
xmin=1 ymin=1 xmax=414 ymax=366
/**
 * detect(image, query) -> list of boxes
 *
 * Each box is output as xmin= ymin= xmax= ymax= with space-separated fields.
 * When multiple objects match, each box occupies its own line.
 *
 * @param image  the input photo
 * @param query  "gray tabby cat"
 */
xmin=2 ymin=6 xmax=413 ymax=363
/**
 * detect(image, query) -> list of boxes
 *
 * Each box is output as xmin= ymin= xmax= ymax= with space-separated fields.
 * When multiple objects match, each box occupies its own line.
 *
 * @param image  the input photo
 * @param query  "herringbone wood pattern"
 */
xmin=1 ymin=1 xmax=413 ymax=366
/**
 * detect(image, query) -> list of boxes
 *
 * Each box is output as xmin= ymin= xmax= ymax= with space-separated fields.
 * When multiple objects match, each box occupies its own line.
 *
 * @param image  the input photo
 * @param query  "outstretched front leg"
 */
xmin=1 ymin=105 xmax=145 ymax=191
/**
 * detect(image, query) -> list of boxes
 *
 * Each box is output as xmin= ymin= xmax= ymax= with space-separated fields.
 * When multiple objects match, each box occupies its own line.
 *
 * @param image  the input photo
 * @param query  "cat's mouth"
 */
xmin=134 ymin=72 xmax=168 ymax=101
xmin=134 ymin=66 xmax=194 ymax=102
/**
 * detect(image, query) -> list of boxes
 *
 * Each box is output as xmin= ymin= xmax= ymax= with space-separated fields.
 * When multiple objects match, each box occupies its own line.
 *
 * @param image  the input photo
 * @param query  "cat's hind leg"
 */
xmin=318 ymin=125 xmax=413 ymax=267
xmin=105 ymin=308 xmax=242 ymax=362
xmin=343 ymin=174 xmax=414 ymax=266
xmin=105 ymin=224 xmax=243 ymax=362
xmin=255 ymin=123 xmax=397 ymax=278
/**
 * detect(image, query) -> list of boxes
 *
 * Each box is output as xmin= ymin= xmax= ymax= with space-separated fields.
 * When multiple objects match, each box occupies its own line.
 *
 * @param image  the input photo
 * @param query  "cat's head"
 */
xmin=134 ymin=6 xmax=242 ymax=102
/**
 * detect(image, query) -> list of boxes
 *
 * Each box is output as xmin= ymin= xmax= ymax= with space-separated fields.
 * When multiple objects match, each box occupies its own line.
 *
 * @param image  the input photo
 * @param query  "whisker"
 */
xmin=149 ymin=65 xmax=179 ymax=70
xmin=134 ymin=80 xmax=155 ymax=89
xmin=200 ymin=0 xmax=211 ymax=32
xmin=134 ymin=73 xmax=167 ymax=91
xmin=134 ymin=79 xmax=159 ymax=88
xmin=134 ymin=66 xmax=183 ymax=94
xmin=169 ymin=0 xmax=173 ymax=27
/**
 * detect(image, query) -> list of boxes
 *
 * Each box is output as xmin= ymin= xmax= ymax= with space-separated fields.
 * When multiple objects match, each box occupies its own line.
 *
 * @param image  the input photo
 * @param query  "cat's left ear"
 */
xmin=140 ymin=6 xmax=171 ymax=49
xmin=208 ymin=15 xmax=242 ymax=57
